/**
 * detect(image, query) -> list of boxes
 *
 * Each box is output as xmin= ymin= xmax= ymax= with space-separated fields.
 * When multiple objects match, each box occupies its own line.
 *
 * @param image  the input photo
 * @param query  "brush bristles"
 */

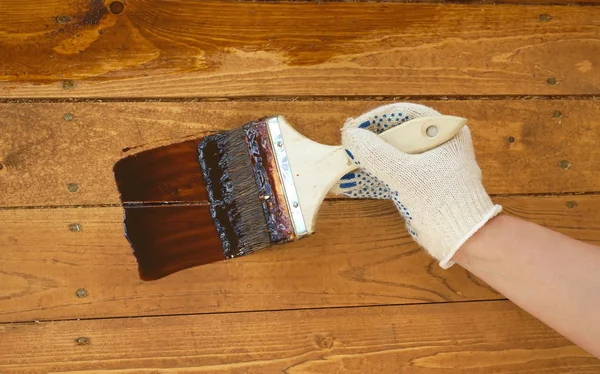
xmin=198 ymin=127 xmax=272 ymax=258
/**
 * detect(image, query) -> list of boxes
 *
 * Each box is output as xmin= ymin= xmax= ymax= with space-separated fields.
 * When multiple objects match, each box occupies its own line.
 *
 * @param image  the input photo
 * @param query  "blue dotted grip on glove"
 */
xmin=332 ymin=103 xmax=442 ymax=238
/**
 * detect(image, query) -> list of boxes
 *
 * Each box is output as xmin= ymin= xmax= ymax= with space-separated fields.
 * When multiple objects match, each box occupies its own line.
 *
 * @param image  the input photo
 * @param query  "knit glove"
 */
xmin=331 ymin=103 xmax=441 ymax=199
xmin=338 ymin=103 xmax=502 ymax=268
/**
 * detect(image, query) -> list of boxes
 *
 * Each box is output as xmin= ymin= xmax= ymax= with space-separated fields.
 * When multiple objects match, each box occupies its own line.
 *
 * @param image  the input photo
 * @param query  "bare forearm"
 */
xmin=453 ymin=215 xmax=600 ymax=358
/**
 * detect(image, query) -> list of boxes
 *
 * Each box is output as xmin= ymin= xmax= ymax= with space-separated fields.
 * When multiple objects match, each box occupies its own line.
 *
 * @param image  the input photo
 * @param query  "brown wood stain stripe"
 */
xmin=0 ymin=1 xmax=598 ymax=98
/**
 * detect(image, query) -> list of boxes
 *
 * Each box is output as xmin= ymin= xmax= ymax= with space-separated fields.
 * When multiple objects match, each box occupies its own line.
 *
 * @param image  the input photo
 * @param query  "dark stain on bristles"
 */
xmin=197 ymin=118 xmax=295 ymax=259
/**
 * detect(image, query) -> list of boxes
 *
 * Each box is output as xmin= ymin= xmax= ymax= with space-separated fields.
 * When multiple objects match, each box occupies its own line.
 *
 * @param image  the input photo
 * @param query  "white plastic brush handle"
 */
xmin=276 ymin=115 xmax=467 ymax=234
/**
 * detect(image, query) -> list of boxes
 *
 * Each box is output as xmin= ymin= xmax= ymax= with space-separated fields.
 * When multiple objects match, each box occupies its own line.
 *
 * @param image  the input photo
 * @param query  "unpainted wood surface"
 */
xmin=0 ymin=300 xmax=597 ymax=373
xmin=1 ymin=1 xmax=599 ymax=98
xmin=0 ymin=194 xmax=598 ymax=323
xmin=1 ymin=100 xmax=598 ymax=208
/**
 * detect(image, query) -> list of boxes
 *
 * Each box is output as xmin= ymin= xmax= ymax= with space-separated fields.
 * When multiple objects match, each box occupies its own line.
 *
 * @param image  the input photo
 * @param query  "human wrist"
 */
xmin=451 ymin=213 xmax=507 ymax=266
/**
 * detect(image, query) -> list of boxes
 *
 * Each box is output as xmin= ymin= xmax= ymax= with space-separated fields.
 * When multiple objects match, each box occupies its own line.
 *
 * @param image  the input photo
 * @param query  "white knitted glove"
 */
xmin=340 ymin=104 xmax=502 ymax=268
xmin=331 ymin=103 xmax=440 ymax=199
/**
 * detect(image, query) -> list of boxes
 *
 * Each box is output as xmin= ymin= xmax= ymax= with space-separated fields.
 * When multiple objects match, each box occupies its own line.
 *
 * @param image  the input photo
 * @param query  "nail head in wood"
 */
xmin=63 ymin=80 xmax=75 ymax=90
xmin=546 ymin=77 xmax=557 ymax=85
xmin=75 ymin=337 xmax=90 ymax=345
xmin=508 ymin=136 xmax=515 ymax=143
xmin=553 ymin=110 xmax=562 ymax=118
xmin=566 ymin=201 xmax=578 ymax=209
xmin=69 ymin=223 xmax=82 ymax=232
xmin=76 ymin=288 xmax=88 ymax=298
xmin=109 ymin=1 xmax=124 ymax=14
xmin=64 ymin=113 xmax=74 ymax=121
xmin=559 ymin=160 xmax=571 ymax=170
xmin=538 ymin=14 xmax=552 ymax=22
xmin=67 ymin=183 xmax=79 ymax=192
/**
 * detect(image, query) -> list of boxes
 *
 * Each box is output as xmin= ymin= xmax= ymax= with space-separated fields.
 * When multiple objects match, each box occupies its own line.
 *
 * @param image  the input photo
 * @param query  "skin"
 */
xmin=452 ymin=215 xmax=600 ymax=358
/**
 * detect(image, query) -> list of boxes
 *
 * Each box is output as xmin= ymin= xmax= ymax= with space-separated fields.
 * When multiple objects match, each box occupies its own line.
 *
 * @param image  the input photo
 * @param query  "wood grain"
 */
xmin=0 ymin=300 xmax=597 ymax=373
xmin=1 ymin=1 xmax=599 ymax=98
xmin=0 ymin=194 xmax=598 ymax=323
xmin=1 ymin=100 xmax=599 ymax=208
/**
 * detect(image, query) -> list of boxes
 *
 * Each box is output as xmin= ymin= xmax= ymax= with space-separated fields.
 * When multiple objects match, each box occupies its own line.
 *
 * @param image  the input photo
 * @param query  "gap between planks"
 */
xmin=0 ymin=298 xmax=509 ymax=327
xmin=0 ymin=191 xmax=599 ymax=211
xmin=0 ymin=95 xmax=599 ymax=104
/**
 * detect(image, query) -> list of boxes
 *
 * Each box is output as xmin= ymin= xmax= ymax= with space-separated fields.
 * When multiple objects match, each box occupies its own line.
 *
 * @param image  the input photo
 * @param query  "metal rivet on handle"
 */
xmin=292 ymin=202 xmax=299 ymax=208
xmin=277 ymin=141 xmax=283 ymax=148
xmin=426 ymin=125 xmax=438 ymax=138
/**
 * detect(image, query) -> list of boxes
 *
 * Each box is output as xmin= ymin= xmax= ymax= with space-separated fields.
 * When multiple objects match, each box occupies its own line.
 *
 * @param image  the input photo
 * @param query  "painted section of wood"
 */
xmin=1 ymin=1 xmax=599 ymax=98
xmin=0 ymin=100 xmax=598 ymax=208
xmin=0 ymin=194 xmax=598 ymax=323
xmin=0 ymin=301 xmax=597 ymax=373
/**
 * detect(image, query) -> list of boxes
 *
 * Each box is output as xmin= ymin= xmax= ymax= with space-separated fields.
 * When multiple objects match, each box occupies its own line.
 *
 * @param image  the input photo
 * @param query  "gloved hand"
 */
xmin=336 ymin=103 xmax=502 ymax=268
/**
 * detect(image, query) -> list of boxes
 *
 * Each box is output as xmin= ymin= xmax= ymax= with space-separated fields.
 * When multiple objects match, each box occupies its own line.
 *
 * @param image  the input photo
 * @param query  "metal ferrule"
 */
xmin=266 ymin=117 xmax=308 ymax=237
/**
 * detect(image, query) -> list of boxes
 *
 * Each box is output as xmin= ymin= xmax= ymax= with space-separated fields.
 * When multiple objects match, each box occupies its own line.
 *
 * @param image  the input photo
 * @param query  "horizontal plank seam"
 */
xmin=175 ymin=0 xmax=600 ymax=6
xmin=0 ymin=298 xmax=509 ymax=326
xmin=0 ymin=191 xmax=598 ymax=211
xmin=0 ymin=95 xmax=599 ymax=104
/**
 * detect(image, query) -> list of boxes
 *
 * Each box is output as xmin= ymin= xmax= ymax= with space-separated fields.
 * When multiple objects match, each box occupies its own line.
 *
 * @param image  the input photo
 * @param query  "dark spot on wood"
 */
xmin=547 ymin=77 xmax=557 ymax=85
xmin=63 ymin=80 xmax=75 ymax=89
xmin=553 ymin=110 xmax=562 ymax=118
xmin=80 ymin=0 xmax=107 ymax=25
xmin=508 ymin=136 xmax=515 ymax=143
xmin=566 ymin=201 xmax=578 ymax=209
xmin=55 ymin=15 xmax=73 ymax=25
xmin=75 ymin=336 xmax=90 ymax=345
xmin=559 ymin=160 xmax=571 ymax=170
xmin=538 ymin=14 xmax=552 ymax=22
xmin=315 ymin=334 xmax=335 ymax=349
xmin=0 ymin=163 xmax=3 ymax=170
xmin=121 ymin=143 xmax=146 ymax=153
xmin=110 ymin=1 xmax=124 ymax=15
xmin=3 ymin=151 xmax=26 ymax=169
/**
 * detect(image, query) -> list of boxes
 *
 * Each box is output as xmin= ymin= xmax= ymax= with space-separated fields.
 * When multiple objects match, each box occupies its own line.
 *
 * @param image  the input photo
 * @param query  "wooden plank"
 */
xmin=0 ymin=300 xmax=597 ymax=373
xmin=0 ymin=194 xmax=598 ymax=323
xmin=0 ymin=100 xmax=598 ymax=208
xmin=1 ymin=1 xmax=599 ymax=98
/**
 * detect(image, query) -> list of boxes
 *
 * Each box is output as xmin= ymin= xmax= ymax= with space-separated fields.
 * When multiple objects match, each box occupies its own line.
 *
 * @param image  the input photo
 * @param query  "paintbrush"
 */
xmin=114 ymin=114 xmax=466 ymax=280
